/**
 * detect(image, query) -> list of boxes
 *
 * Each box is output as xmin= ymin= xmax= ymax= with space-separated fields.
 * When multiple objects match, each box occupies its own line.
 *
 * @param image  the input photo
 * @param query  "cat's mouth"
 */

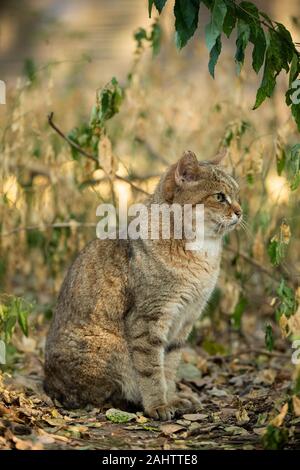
xmin=213 ymin=218 xmax=240 ymax=234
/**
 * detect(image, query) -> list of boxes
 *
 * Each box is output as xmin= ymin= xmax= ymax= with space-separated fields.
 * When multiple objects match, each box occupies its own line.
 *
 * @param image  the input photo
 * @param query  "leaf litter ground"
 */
xmin=1 ymin=329 xmax=299 ymax=450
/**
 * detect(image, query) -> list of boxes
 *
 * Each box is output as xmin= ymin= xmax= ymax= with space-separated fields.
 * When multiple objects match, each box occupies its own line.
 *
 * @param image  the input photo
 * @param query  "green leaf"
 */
xmin=251 ymin=25 xmax=266 ymax=73
xmin=276 ymin=148 xmax=286 ymax=176
xmin=208 ymin=35 xmax=222 ymax=78
xmin=23 ymin=58 xmax=37 ymax=83
xmin=235 ymin=18 xmax=250 ymax=73
xmin=150 ymin=0 xmax=167 ymax=16
xmin=223 ymin=3 xmax=236 ymax=38
xmin=148 ymin=0 xmax=154 ymax=17
xmin=18 ymin=311 xmax=28 ymax=337
xmin=174 ymin=0 xmax=201 ymax=49
xmin=134 ymin=27 xmax=148 ymax=48
xmin=150 ymin=21 xmax=162 ymax=56
xmin=205 ymin=0 xmax=227 ymax=53
xmin=265 ymin=324 xmax=274 ymax=352
xmin=254 ymin=24 xmax=295 ymax=109
xmin=262 ymin=425 xmax=288 ymax=450
xmin=231 ymin=296 xmax=247 ymax=330
xmin=4 ymin=315 xmax=16 ymax=343
xmin=275 ymin=279 xmax=297 ymax=320
xmin=267 ymin=239 xmax=285 ymax=266
xmin=106 ymin=408 xmax=136 ymax=424
xmin=286 ymin=144 xmax=300 ymax=190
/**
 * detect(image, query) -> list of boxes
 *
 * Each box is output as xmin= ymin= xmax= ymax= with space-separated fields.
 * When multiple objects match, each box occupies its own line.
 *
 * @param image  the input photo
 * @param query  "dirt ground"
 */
xmin=1 ymin=330 xmax=299 ymax=451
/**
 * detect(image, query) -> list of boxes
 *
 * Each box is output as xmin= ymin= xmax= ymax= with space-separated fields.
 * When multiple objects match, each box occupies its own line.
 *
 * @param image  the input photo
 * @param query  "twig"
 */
xmin=134 ymin=136 xmax=169 ymax=166
xmin=1 ymin=222 xmax=97 ymax=238
xmin=225 ymin=246 xmax=277 ymax=281
xmin=226 ymin=246 xmax=298 ymax=287
xmin=48 ymin=113 xmax=150 ymax=196
xmin=48 ymin=112 xmax=98 ymax=164
xmin=209 ymin=348 xmax=290 ymax=361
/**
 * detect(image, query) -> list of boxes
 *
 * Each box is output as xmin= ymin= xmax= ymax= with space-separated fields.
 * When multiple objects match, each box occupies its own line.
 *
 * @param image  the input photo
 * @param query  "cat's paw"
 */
xmin=168 ymin=392 xmax=201 ymax=415
xmin=145 ymin=404 xmax=175 ymax=421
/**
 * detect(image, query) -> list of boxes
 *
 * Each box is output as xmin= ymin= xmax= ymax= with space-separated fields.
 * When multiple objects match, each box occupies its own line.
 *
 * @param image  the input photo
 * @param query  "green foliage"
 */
xmin=285 ymin=144 xmax=300 ymax=191
xmin=67 ymin=77 xmax=124 ymax=161
xmin=275 ymin=279 xmax=298 ymax=320
xmin=174 ymin=0 xmax=201 ymax=49
xmin=265 ymin=324 xmax=274 ymax=352
xmin=68 ymin=123 xmax=99 ymax=161
xmin=90 ymin=77 xmax=124 ymax=130
xmin=267 ymin=222 xmax=290 ymax=267
xmin=106 ymin=408 xmax=136 ymax=424
xmin=0 ymin=297 xmax=32 ymax=346
xmin=275 ymin=142 xmax=300 ymax=190
xmin=148 ymin=0 xmax=300 ymax=130
xmin=231 ymin=296 xmax=247 ymax=330
xmin=267 ymin=238 xmax=285 ymax=267
xmin=148 ymin=0 xmax=168 ymax=17
xmin=134 ymin=21 xmax=162 ymax=56
xmin=262 ymin=424 xmax=288 ymax=450
xmin=23 ymin=58 xmax=37 ymax=84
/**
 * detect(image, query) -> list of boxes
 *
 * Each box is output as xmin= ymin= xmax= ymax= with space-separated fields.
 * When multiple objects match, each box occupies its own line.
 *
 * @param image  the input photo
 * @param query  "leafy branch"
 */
xmin=149 ymin=0 xmax=300 ymax=130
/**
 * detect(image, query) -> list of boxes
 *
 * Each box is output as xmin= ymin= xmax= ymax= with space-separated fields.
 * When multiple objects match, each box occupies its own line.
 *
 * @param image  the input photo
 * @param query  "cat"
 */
xmin=44 ymin=150 xmax=242 ymax=420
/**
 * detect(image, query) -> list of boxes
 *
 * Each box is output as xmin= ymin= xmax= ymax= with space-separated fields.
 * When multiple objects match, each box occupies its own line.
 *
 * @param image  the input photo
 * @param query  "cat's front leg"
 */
xmin=128 ymin=318 xmax=177 ymax=420
xmin=164 ymin=325 xmax=201 ymax=414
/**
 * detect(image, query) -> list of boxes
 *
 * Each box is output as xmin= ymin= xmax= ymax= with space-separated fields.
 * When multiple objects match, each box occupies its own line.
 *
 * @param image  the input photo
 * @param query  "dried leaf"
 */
xmin=271 ymin=403 xmax=288 ymax=427
xmin=292 ymin=395 xmax=300 ymax=417
xmin=182 ymin=413 xmax=208 ymax=422
xmin=160 ymin=423 xmax=185 ymax=435
xmin=235 ymin=408 xmax=250 ymax=425
xmin=98 ymin=135 xmax=117 ymax=176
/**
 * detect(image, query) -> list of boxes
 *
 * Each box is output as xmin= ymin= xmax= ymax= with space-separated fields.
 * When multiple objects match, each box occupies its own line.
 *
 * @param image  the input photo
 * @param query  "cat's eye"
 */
xmin=214 ymin=192 xmax=227 ymax=203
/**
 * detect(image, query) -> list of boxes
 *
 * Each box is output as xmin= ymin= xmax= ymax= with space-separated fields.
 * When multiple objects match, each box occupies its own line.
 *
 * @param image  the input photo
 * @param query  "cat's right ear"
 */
xmin=163 ymin=151 xmax=200 ymax=201
xmin=174 ymin=150 xmax=200 ymax=186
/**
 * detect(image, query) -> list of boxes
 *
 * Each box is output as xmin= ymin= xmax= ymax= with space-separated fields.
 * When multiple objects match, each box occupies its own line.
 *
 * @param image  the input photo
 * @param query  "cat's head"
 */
xmin=160 ymin=150 xmax=242 ymax=237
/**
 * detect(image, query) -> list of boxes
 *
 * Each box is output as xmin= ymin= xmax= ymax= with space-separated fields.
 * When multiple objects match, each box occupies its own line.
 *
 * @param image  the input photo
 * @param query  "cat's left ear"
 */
xmin=210 ymin=147 xmax=228 ymax=165
xmin=174 ymin=150 xmax=200 ymax=186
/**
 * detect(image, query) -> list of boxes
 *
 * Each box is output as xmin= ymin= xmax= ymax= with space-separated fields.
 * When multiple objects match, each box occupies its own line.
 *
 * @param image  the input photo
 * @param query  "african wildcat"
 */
xmin=44 ymin=150 xmax=242 ymax=420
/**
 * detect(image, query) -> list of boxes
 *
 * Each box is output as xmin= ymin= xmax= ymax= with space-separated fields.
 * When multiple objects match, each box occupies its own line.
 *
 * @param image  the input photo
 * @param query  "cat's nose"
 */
xmin=233 ymin=205 xmax=242 ymax=218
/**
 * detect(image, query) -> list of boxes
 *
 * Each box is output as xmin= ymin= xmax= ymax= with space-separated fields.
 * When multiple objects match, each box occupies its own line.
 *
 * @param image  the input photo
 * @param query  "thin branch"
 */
xmin=48 ymin=112 xmax=150 ymax=196
xmin=134 ymin=136 xmax=169 ymax=166
xmin=1 ymin=222 xmax=97 ymax=238
xmin=225 ymin=246 xmax=298 ymax=286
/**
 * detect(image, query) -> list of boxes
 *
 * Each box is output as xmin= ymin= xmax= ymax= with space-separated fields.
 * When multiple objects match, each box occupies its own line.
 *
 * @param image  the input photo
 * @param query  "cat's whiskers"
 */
xmin=239 ymin=218 xmax=253 ymax=240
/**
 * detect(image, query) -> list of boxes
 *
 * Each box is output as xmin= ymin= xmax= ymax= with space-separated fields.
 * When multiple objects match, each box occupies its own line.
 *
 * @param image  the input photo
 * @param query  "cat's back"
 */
xmin=52 ymin=238 xmax=131 ymax=328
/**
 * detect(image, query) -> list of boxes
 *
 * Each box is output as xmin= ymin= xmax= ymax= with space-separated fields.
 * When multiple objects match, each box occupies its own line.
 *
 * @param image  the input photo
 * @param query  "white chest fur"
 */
xmin=167 ymin=249 xmax=221 ymax=343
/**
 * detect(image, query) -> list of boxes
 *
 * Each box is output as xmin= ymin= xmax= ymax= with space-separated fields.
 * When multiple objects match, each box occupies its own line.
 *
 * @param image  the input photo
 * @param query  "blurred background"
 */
xmin=0 ymin=0 xmax=300 ymax=370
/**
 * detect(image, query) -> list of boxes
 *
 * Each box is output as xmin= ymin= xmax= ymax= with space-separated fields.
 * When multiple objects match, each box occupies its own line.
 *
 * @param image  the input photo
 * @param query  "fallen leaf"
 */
xmin=177 ymin=363 xmax=202 ymax=381
xmin=292 ymin=395 xmax=300 ymax=417
xmin=271 ymin=403 xmax=288 ymax=427
xmin=208 ymin=387 xmax=228 ymax=397
xmin=135 ymin=415 xmax=148 ymax=424
xmin=225 ymin=425 xmax=249 ymax=436
xmin=160 ymin=424 xmax=185 ymax=435
xmin=42 ymin=417 xmax=67 ymax=427
xmin=254 ymin=369 xmax=277 ymax=385
xmin=235 ymin=408 xmax=250 ymax=425
xmin=182 ymin=413 xmax=208 ymax=422
xmin=105 ymin=408 xmax=136 ymax=424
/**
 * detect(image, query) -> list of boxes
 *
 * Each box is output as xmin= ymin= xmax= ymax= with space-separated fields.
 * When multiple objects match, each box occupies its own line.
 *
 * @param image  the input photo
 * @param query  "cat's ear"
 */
xmin=174 ymin=150 xmax=200 ymax=186
xmin=210 ymin=147 xmax=227 ymax=165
